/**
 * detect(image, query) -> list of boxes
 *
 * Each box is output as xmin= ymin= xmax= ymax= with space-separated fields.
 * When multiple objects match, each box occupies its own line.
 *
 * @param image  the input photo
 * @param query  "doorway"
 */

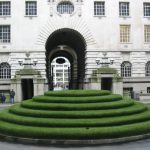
xmin=101 ymin=78 xmax=112 ymax=91
xmin=21 ymin=79 xmax=33 ymax=100
xmin=46 ymin=28 xmax=86 ymax=90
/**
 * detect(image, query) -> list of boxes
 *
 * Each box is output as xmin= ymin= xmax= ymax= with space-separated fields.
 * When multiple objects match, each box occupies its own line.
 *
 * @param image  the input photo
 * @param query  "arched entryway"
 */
xmin=46 ymin=28 xmax=86 ymax=90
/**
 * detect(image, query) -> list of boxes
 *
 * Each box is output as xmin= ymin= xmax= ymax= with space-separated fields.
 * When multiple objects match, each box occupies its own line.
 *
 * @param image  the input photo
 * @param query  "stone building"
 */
xmin=0 ymin=0 xmax=150 ymax=101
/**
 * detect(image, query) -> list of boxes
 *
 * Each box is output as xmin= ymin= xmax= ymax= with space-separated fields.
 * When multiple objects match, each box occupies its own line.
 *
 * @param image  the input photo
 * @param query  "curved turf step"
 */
xmin=20 ymin=99 xmax=134 ymax=110
xmin=1 ymin=109 xmax=150 ymax=127
xmin=0 ymin=120 xmax=150 ymax=139
xmin=33 ymin=94 xmax=122 ymax=103
xmin=44 ymin=90 xmax=111 ymax=97
xmin=9 ymin=103 xmax=147 ymax=118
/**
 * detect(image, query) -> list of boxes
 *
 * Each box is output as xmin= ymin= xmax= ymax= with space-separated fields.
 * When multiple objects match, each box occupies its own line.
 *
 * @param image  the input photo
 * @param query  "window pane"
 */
xmin=120 ymin=25 xmax=130 ymax=43
xmin=57 ymin=2 xmax=74 ymax=14
xmin=0 ymin=1 xmax=11 ymax=16
xmin=144 ymin=25 xmax=150 ymax=43
xmin=144 ymin=3 xmax=150 ymax=16
xmin=0 ymin=25 xmax=10 ymax=43
xmin=145 ymin=62 xmax=150 ymax=76
xmin=25 ymin=1 xmax=37 ymax=16
xmin=94 ymin=1 xmax=105 ymax=16
xmin=119 ymin=2 xmax=129 ymax=16
xmin=121 ymin=62 xmax=132 ymax=77
xmin=0 ymin=63 xmax=11 ymax=79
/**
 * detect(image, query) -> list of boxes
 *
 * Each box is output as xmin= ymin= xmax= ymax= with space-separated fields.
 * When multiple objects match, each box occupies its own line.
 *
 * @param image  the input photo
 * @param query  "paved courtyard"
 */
xmin=0 ymin=138 xmax=150 ymax=150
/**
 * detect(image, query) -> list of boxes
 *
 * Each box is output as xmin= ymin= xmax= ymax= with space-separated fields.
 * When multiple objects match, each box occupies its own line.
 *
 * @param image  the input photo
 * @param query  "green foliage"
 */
xmin=20 ymin=99 xmax=134 ymax=110
xmin=0 ymin=90 xmax=150 ymax=141
xmin=0 ymin=120 xmax=150 ymax=139
xmin=33 ymin=94 xmax=122 ymax=103
xmin=1 ymin=108 xmax=150 ymax=128
xmin=44 ymin=90 xmax=111 ymax=97
xmin=9 ymin=103 xmax=146 ymax=118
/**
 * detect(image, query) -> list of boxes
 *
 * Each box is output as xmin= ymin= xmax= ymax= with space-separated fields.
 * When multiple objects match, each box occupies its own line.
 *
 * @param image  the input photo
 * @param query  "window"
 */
xmin=144 ymin=2 xmax=150 ymax=17
xmin=57 ymin=1 xmax=74 ymax=14
xmin=0 ymin=25 xmax=10 ymax=43
xmin=0 ymin=62 xmax=11 ymax=79
xmin=0 ymin=1 xmax=11 ymax=16
xmin=25 ymin=1 xmax=37 ymax=16
xmin=144 ymin=25 xmax=150 ymax=43
xmin=145 ymin=61 xmax=150 ymax=76
xmin=147 ymin=87 xmax=150 ymax=93
xmin=121 ymin=61 xmax=132 ymax=77
xmin=119 ymin=2 xmax=129 ymax=17
xmin=123 ymin=87 xmax=133 ymax=95
xmin=120 ymin=25 xmax=130 ymax=43
xmin=94 ymin=1 xmax=105 ymax=16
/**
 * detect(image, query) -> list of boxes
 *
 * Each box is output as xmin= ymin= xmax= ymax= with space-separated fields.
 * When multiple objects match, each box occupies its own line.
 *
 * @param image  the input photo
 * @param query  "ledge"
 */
xmin=0 ymin=133 xmax=150 ymax=146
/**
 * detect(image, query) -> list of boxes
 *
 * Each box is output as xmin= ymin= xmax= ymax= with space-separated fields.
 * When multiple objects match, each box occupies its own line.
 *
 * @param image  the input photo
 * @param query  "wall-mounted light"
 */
xmin=18 ymin=60 xmax=23 ymax=66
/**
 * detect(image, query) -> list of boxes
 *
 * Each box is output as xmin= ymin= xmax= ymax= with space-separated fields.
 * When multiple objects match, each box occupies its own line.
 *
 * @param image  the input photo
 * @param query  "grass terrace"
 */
xmin=0 ymin=90 xmax=150 ymax=145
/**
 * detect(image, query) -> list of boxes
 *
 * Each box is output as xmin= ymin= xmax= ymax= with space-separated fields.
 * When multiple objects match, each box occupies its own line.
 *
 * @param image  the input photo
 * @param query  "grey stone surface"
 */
xmin=1 ymin=139 xmax=150 ymax=150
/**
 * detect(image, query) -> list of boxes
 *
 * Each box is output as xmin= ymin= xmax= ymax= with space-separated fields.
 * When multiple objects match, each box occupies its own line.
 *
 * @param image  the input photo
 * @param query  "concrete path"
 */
xmin=0 ymin=139 xmax=150 ymax=150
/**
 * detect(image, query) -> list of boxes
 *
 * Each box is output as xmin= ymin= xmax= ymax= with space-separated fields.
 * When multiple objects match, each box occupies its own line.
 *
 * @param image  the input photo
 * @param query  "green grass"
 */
xmin=9 ymin=102 xmax=146 ymax=118
xmin=0 ymin=120 xmax=150 ymax=139
xmin=0 ymin=90 xmax=150 ymax=142
xmin=1 ymin=108 xmax=150 ymax=128
xmin=33 ymin=94 xmax=122 ymax=103
xmin=44 ymin=90 xmax=111 ymax=97
xmin=20 ymin=99 xmax=134 ymax=110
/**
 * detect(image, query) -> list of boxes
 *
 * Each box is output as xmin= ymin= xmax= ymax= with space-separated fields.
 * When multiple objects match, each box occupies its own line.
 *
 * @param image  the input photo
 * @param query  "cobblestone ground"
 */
xmin=0 ymin=139 xmax=150 ymax=150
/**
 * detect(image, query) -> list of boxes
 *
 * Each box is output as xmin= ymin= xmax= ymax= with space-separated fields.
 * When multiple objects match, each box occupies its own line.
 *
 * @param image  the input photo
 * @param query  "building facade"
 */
xmin=0 ymin=0 xmax=150 ymax=101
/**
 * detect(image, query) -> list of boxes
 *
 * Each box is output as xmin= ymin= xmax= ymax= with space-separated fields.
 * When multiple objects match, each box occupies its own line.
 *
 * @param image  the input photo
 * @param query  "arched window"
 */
xmin=121 ymin=61 xmax=132 ymax=77
xmin=0 ymin=62 xmax=11 ymax=79
xmin=57 ymin=1 xmax=74 ymax=14
xmin=145 ymin=61 xmax=150 ymax=76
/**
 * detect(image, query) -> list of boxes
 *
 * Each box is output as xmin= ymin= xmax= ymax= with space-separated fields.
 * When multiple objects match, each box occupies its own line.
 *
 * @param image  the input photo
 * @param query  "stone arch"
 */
xmin=45 ymin=28 xmax=86 ymax=89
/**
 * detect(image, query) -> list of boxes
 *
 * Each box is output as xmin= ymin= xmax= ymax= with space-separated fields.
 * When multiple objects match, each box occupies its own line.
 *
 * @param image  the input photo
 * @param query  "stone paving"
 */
xmin=1 ymin=139 xmax=150 ymax=150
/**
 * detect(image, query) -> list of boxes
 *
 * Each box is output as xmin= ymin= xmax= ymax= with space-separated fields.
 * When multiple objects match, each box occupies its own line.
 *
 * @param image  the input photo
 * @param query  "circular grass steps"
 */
xmin=0 ymin=90 xmax=150 ymax=145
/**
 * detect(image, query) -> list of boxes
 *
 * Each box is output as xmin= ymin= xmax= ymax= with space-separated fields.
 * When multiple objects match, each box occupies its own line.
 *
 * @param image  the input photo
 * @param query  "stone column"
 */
xmin=112 ymin=77 xmax=123 ymax=95
xmin=11 ymin=77 xmax=22 ymax=102
xmin=33 ymin=78 xmax=45 ymax=96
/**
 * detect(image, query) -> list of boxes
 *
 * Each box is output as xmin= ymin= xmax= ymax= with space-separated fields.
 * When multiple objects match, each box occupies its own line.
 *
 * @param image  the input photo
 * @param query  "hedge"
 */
xmin=9 ymin=103 xmax=147 ymax=118
xmin=0 ymin=120 xmax=150 ymax=139
xmin=1 ymin=109 xmax=150 ymax=127
xmin=44 ymin=90 xmax=111 ymax=97
xmin=20 ymin=99 xmax=134 ymax=110
xmin=32 ymin=94 xmax=122 ymax=103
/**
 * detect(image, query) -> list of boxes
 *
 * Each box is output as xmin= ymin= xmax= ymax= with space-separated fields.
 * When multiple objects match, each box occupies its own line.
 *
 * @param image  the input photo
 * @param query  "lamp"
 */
xmin=33 ymin=59 xmax=37 ymax=66
xmin=18 ymin=60 xmax=23 ymax=66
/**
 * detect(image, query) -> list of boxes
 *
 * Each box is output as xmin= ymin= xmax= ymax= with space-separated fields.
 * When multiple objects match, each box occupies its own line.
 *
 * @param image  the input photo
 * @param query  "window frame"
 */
xmin=119 ymin=2 xmax=130 ymax=17
xmin=144 ymin=25 xmax=150 ymax=43
xmin=144 ymin=2 xmax=150 ymax=17
xmin=25 ymin=1 xmax=37 ymax=16
xmin=0 ymin=25 xmax=11 ymax=43
xmin=57 ymin=1 xmax=74 ymax=14
xmin=94 ymin=1 xmax=105 ymax=16
xmin=120 ymin=25 xmax=131 ymax=43
xmin=147 ymin=87 xmax=150 ymax=93
xmin=145 ymin=61 xmax=150 ymax=76
xmin=0 ymin=1 xmax=11 ymax=17
xmin=121 ymin=61 xmax=132 ymax=77
xmin=0 ymin=62 xmax=11 ymax=79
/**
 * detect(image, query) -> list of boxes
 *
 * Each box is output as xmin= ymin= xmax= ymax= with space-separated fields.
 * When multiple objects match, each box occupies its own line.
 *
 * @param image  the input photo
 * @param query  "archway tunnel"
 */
xmin=45 ymin=28 xmax=86 ymax=90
